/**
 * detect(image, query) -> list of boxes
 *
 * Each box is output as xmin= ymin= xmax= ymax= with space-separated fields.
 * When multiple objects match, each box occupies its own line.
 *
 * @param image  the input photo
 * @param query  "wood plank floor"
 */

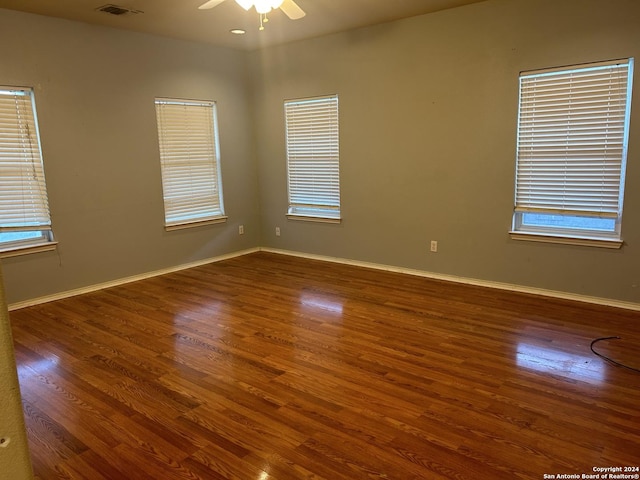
xmin=9 ymin=251 xmax=640 ymax=479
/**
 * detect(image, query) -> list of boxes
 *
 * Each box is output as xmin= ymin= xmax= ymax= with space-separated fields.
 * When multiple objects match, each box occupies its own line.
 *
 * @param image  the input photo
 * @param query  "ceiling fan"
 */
xmin=198 ymin=0 xmax=305 ymax=30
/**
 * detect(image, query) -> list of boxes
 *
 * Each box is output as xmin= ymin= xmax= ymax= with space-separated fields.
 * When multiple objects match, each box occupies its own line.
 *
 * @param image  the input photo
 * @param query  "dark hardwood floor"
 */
xmin=9 ymin=251 xmax=640 ymax=479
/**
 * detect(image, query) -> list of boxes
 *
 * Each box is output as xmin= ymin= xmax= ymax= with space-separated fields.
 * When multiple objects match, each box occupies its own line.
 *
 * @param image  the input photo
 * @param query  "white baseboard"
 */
xmin=261 ymin=247 xmax=640 ymax=312
xmin=8 ymin=248 xmax=260 ymax=311
xmin=9 ymin=245 xmax=639 ymax=312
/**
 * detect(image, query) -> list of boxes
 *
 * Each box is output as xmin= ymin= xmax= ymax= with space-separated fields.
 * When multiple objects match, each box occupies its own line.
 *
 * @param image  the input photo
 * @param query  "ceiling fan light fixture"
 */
xmin=253 ymin=0 xmax=273 ymax=14
xmin=226 ymin=0 xmax=298 ymax=31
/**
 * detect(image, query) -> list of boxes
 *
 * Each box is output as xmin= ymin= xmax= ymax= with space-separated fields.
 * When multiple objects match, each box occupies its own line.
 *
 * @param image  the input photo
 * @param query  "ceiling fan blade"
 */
xmin=280 ymin=0 xmax=305 ymax=19
xmin=198 ymin=0 xmax=226 ymax=10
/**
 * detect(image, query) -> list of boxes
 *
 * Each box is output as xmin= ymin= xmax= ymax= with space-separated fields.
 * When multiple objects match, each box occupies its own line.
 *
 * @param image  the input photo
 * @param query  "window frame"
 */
xmin=284 ymin=94 xmax=341 ymax=223
xmin=0 ymin=86 xmax=56 ymax=257
xmin=510 ymin=59 xmax=634 ymax=248
xmin=155 ymin=97 xmax=226 ymax=231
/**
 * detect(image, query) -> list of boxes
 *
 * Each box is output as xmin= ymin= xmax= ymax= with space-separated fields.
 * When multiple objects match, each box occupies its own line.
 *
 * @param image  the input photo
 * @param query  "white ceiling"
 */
xmin=0 ymin=0 xmax=487 ymax=50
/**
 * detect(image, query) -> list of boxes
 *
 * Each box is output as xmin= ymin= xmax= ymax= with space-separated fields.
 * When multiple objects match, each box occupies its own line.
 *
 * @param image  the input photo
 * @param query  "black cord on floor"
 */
xmin=590 ymin=336 xmax=640 ymax=373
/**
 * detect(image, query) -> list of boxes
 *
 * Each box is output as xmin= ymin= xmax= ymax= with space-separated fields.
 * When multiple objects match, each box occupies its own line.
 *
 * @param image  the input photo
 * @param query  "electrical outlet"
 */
xmin=239 ymin=225 xmax=244 ymax=235
xmin=275 ymin=227 xmax=281 ymax=237
xmin=430 ymin=240 xmax=438 ymax=252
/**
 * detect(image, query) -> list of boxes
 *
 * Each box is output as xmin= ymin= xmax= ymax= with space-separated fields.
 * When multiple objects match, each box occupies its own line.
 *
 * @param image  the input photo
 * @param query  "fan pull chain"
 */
xmin=259 ymin=12 xmax=269 ymax=30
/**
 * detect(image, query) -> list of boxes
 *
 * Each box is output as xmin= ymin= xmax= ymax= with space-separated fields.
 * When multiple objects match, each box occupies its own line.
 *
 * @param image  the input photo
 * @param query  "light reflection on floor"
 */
xmin=17 ymin=357 xmax=59 ymax=377
xmin=516 ymin=342 xmax=605 ymax=384
xmin=299 ymin=292 xmax=344 ymax=315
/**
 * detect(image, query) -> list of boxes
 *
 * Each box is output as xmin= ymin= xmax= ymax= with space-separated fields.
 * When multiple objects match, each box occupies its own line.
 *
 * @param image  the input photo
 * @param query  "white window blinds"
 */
xmin=0 ymin=87 xmax=52 ymax=233
xmin=155 ymin=98 xmax=225 ymax=229
xmin=285 ymin=95 xmax=340 ymax=220
xmin=515 ymin=59 xmax=633 ymax=219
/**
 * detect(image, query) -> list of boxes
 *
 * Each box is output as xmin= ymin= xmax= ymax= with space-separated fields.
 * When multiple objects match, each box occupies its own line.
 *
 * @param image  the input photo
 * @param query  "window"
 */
xmin=511 ymin=59 xmax=634 ymax=248
xmin=285 ymin=95 xmax=341 ymax=222
xmin=0 ymin=87 xmax=55 ymax=256
xmin=155 ymin=98 xmax=225 ymax=230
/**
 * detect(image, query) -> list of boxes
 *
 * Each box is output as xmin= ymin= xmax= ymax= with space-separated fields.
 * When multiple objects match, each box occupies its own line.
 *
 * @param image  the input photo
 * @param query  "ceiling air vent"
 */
xmin=96 ymin=4 xmax=142 ymax=16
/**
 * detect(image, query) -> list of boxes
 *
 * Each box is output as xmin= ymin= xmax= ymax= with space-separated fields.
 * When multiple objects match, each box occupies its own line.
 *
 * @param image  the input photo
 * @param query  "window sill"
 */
xmin=286 ymin=214 xmax=342 ymax=224
xmin=165 ymin=216 xmax=228 ymax=231
xmin=0 ymin=241 xmax=58 ymax=259
xmin=509 ymin=231 xmax=622 ymax=249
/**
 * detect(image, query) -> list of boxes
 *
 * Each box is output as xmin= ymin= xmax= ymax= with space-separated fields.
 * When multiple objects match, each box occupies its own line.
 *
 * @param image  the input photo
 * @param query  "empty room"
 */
xmin=1 ymin=0 xmax=639 ymax=478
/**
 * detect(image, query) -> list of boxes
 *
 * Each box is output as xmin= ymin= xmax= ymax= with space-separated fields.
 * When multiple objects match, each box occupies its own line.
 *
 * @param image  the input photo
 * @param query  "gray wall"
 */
xmin=0 ymin=9 xmax=260 ymax=305
xmin=1 ymin=0 xmax=640 ymax=306
xmin=252 ymin=0 xmax=640 ymax=304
